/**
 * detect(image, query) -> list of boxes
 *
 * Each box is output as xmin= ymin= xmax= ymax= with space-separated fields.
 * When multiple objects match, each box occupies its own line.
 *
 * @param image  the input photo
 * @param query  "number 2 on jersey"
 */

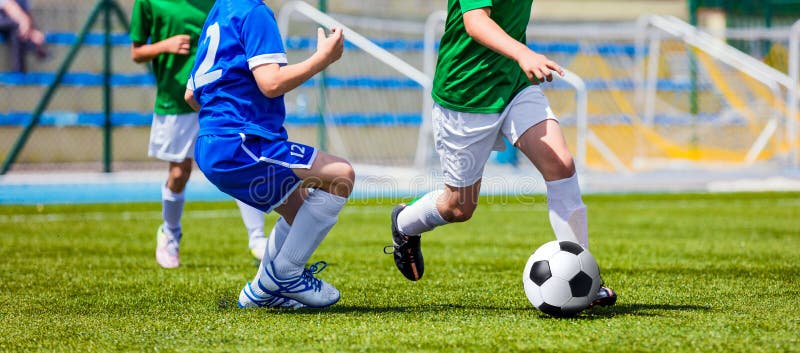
xmin=193 ymin=22 xmax=222 ymax=89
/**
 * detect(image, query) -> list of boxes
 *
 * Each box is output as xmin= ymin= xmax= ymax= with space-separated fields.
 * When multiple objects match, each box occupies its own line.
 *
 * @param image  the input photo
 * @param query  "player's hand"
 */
xmin=15 ymin=15 xmax=33 ymax=41
xmin=163 ymin=34 xmax=191 ymax=55
xmin=517 ymin=51 xmax=564 ymax=85
xmin=316 ymin=27 xmax=344 ymax=66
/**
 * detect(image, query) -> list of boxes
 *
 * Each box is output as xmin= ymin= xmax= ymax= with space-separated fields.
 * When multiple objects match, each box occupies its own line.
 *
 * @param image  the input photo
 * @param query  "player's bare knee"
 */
xmin=543 ymin=157 xmax=575 ymax=181
xmin=316 ymin=160 xmax=354 ymax=198
xmin=446 ymin=209 xmax=473 ymax=223
xmin=557 ymin=157 xmax=576 ymax=179
xmin=167 ymin=164 xmax=192 ymax=192
xmin=170 ymin=168 xmax=191 ymax=184
xmin=454 ymin=205 xmax=476 ymax=222
xmin=332 ymin=161 xmax=355 ymax=197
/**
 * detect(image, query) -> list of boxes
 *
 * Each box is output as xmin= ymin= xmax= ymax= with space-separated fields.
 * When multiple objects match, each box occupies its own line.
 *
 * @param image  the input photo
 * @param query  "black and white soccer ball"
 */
xmin=522 ymin=240 xmax=601 ymax=317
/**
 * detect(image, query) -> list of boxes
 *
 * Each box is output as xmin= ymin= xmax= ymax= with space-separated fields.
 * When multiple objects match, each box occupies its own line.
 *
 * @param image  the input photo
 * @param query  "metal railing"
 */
xmin=0 ymin=0 xmax=129 ymax=174
xmin=635 ymin=15 xmax=799 ymax=167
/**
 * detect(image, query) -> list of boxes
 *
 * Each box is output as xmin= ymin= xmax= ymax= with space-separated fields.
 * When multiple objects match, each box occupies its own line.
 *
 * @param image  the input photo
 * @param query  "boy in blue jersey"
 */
xmin=130 ymin=0 xmax=270 ymax=267
xmin=185 ymin=0 xmax=350 ymax=309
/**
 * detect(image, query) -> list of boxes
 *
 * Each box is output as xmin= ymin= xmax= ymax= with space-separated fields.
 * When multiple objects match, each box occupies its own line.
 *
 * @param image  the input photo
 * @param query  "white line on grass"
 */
xmin=0 ymin=207 xmax=393 ymax=223
xmin=3 ymin=197 xmax=797 ymax=223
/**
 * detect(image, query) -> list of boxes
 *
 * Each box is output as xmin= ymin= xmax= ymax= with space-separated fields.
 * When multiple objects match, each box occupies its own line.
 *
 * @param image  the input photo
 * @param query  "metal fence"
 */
xmin=1 ymin=0 xmax=798 ymax=174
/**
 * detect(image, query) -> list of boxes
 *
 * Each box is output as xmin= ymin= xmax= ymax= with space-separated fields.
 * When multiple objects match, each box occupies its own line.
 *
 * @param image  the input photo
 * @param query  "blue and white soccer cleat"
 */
xmin=155 ymin=225 xmax=181 ymax=269
xmin=257 ymin=261 xmax=340 ymax=308
xmin=237 ymin=281 xmax=305 ymax=309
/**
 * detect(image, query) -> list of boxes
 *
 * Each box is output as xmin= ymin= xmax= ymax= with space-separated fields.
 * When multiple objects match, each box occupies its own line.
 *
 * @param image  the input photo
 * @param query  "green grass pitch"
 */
xmin=1 ymin=192 xmax=798 ymax=352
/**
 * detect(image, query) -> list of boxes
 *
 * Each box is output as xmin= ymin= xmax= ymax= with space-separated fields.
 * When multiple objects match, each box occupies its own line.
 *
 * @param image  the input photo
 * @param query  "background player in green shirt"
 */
xmin=130 ymin=0 xmax=268 ymax=268
xmin=387 ymin=0 xmax=616 ymax=307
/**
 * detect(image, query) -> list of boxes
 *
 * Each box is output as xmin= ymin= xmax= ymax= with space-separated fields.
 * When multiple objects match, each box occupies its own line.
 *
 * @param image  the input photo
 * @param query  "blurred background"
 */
xmin=1 ymin=0 xmax=799 ymax=202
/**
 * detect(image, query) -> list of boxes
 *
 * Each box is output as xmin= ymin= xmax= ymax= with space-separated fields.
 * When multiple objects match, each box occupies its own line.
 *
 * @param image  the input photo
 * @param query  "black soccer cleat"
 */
xmin=383 ymin=204 xmax=424 ymax=281
xmin=590 ymin=285 xmax=617 ymax=308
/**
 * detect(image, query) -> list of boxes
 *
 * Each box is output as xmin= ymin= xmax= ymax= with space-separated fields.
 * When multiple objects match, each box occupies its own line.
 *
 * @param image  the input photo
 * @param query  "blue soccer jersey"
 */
xmin=188 ymin=0 xmax=318 ymax=213
xmin=188 ymin=0 xmax=288 ymax=140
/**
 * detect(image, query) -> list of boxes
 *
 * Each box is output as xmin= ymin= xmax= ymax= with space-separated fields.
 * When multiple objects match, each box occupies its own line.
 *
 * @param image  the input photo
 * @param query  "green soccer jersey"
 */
xmin=432 ymin=0 xmax=533 ymax=114
xmin=130 ymin=0 xmax=213 ymax=115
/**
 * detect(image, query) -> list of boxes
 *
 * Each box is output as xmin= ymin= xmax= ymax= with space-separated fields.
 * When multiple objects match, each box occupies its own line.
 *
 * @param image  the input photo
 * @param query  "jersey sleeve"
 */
xmin=129 ymin=0 xmax=152 ymax=44
xmin=240 ymin=5 xmax=287 ymax=70
xmin=459 ymin=0 xmax=493 ymax=13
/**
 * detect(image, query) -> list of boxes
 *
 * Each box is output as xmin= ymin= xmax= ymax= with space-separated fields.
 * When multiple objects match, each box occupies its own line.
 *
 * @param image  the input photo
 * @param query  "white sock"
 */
xmin=236 ymin=199 xmax=265 ymax=248
xmin=252 ymin=216 xmax=291 ymax=296
xmin=545 ymin=173 xmax=589 ymax=249
xmin=397 ymin=190 xmax=449 ymax=236
xmin=267 ymin=216 xmax=290 ymax=260
xmin=271 ymin=190 xmax=347 ymax=278
xmin=161 ymin=184 xmax=185 ymax=237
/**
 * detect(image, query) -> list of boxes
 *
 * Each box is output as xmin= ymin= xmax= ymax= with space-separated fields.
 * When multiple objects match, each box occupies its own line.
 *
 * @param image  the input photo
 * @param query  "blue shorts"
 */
xmin=195 ymin=133 xmax=317 ymax=213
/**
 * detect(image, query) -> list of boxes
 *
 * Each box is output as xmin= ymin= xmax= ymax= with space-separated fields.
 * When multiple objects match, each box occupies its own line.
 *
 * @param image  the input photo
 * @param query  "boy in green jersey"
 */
xmin=387 ymin=0 xmax=616 ymax=307
xmin=130 ymin=0 xmax=269 ymax=267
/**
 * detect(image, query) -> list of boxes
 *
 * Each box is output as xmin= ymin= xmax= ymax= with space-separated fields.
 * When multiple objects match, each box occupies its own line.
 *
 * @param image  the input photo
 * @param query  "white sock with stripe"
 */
xmin=252 ymin=216 xmax=291 ymax=297
xmin=271 ymin=190 xmax=347 ymax=278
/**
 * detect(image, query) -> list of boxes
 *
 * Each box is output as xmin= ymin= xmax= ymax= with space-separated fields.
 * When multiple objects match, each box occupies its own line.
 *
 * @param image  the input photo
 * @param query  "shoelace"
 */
xmin=383 ymin=236 xmax=408 ymax=255
xmin=165 ymin=235 xmax=181 ymax=256
xmin=299 ymin=261 xmax=328 ymax=291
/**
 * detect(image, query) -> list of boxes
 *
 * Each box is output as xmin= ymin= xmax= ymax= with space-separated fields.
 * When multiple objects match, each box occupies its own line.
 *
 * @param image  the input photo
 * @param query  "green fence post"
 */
xmin=0 ymin=0 xmax=130 ymax=174
xmin=103 ymin=0 xmax=113 ymax=173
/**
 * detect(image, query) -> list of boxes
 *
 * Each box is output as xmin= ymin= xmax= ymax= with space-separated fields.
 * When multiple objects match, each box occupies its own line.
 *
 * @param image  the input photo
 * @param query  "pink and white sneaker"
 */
xmin=249 ymin=236 xmax=267 ymax=261
xmin=156 ymin=226 xmax=181 ymax=269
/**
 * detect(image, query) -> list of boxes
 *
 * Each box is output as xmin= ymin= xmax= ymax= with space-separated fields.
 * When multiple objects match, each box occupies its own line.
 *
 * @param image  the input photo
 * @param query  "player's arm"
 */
xmin=462 ymin=8 xmax=563 ymax=84
xmin=130 ymin=34 xmax=191 ymax=64
xmin=1 ymin=0 xmax=33 ymax=40
xmin=251 ymin=27 xmax=344 ymax=98
xmin=184 ymin=88 xmax=199 ymax=112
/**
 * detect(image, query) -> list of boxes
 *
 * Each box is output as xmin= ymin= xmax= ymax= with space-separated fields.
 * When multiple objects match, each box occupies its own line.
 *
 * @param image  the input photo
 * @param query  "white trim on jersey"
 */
xmin=238 ymin=133 xmax=316 ymax=169
xmin=247 ymin=53 xmax=288 ymax=70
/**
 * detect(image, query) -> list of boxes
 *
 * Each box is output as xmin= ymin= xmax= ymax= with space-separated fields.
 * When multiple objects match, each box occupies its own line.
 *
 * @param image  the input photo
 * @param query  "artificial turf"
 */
xmin=0 ymin=192 xmax=797 ymax=352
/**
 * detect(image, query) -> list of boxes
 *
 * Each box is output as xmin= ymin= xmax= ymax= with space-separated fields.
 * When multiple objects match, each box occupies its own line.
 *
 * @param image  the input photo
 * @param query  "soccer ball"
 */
xmin=522 ymin=240 xmax=601 ymax=317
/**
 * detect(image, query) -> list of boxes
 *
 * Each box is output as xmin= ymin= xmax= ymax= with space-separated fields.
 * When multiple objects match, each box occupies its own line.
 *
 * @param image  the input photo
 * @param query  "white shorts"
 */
xmin=433 ymin=85 xmax=557 ymax=187
xmin=148 ymin=112 xmax=200 ymax=163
